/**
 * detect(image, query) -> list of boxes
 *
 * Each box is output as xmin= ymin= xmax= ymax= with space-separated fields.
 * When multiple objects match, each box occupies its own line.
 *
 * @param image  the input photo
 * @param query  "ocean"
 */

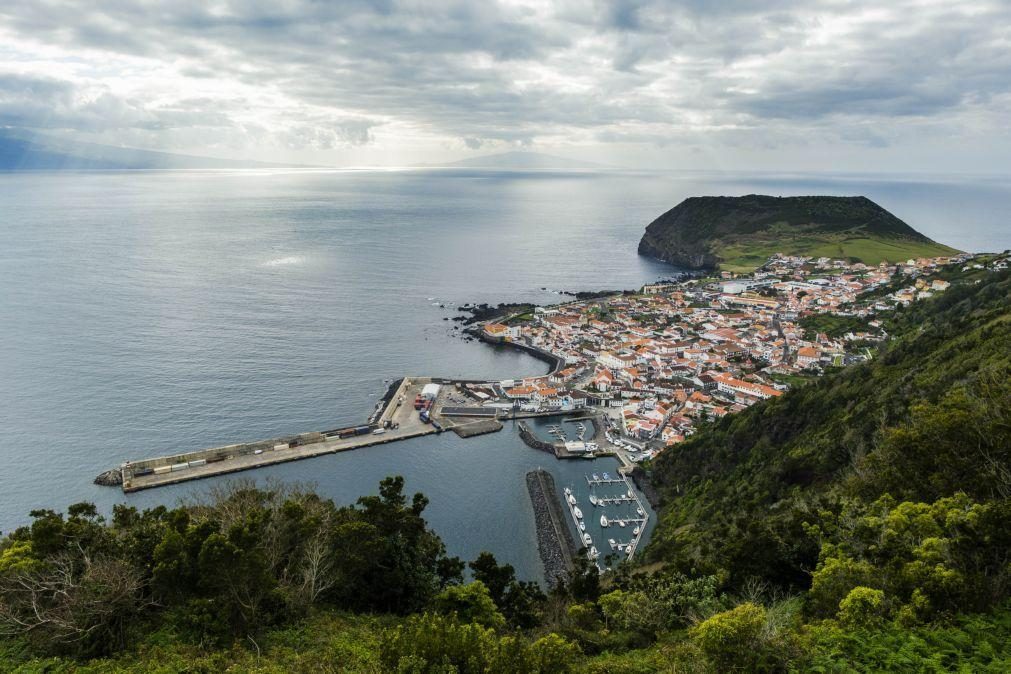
xmin=1 ymin=167 xmax=1008 ymax=581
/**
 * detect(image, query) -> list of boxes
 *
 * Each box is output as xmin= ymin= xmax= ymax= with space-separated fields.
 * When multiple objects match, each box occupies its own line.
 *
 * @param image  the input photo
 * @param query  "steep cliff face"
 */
xmin=637 ymin=194 xmax=952 ymax=270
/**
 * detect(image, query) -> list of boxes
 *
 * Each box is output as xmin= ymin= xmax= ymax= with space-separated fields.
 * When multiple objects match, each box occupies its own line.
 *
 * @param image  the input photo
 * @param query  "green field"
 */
xmin=717 ymin=235 xmax=960 ymax=272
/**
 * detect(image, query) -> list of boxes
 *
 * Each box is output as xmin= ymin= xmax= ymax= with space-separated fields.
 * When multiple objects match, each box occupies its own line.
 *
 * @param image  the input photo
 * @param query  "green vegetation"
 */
xmin=1 ymin=272 xmax=1008 ymax=672
xmin=798 ymin=312 xmax=873 ymax=340
xmin=638 ymin=195 xmax=960 ymax=272
xmin=718 ymin=235 xmax=958 ymax=273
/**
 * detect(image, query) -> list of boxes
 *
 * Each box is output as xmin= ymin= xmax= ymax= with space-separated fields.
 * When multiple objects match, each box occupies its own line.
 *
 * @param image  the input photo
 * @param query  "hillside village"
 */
xmin=477 ymin=251 xmax=1004 ymax=459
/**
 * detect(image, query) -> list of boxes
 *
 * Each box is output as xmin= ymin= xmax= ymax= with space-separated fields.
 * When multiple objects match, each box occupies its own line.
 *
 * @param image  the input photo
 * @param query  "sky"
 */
xmin=0 ymin=0 xmax=1009 ymax=171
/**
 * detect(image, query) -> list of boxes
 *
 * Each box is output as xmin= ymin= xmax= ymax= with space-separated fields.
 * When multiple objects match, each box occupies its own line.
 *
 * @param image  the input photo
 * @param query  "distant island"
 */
xmin=638 ymin=194 xmax=960 ymax=272
xmin=0 ymin=129 xmax=309 ymax=171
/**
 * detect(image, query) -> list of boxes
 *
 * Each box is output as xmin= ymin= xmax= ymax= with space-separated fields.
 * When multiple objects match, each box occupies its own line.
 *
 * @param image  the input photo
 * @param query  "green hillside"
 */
xmin=1 ymin=271 xmax=1009 ymax=673
xmin=638 ymin=195 xmax=961 ymax=272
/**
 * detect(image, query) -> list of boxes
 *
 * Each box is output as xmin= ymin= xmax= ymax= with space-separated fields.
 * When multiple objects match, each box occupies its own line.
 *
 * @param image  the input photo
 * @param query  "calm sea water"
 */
xmin=1 ymin=168 xmax=1008 ymax=581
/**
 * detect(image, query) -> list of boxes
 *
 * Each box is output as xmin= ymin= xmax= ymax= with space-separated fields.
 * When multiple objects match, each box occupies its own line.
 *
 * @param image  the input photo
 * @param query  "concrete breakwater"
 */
xmin=517 ymin=421 xmax=558 ymax=454
xmin=466 ymin=327 xmax=566 ymax=376
xmin=526 ymin=469 xmax=575 ymax=587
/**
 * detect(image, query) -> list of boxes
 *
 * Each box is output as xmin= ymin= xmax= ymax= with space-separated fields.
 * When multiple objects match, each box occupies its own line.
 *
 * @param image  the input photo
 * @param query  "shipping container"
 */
xmin=170 ymin=462 xmax=189 ymax=472
xmin=273 ymin=443 xmax=288 ymax=451
xmin=354 ymin=425 xmax=371 ymax=435
xmin=188 ymin=459 xmax=207 ymax=467
xmin=134 ymin=467 xmax=154 ymax=477
xmin=153 ymin=465 xmax=171 ymax=475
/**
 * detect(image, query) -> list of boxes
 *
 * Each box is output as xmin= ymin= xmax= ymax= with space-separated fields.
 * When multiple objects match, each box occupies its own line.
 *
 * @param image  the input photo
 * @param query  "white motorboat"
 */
xmin=636 ymin=507 xmax=645 ymax=517
xmin=626 ymin=546 xmax=633 ymax=555
xmin=564 ymin=487 xmax=572 ymax=496
xmin=633 ymin=526 xmax=640 ymax=535
xmin=579 ymin=521 xmax=586 ymax=532
xmin=603 ymin=472 xmax=611 ymax=480
xmin=582 ymin=532 xmax=592 ymax=546
xmin=619 ymin=520 xmax=626 ymax=528
xmin=627 ymin=489 xmax=634 ymax=498
xmin=589 ymin=495 xmax=598 ymax=506
xmin=567 ymin=494 xmax=576 ymax=505
xmin=573 ymin=507 xmax=583 ymax=519
xmin=592 ymin=473 xmax=600 ymax=481
xmin=600 ymin=515 xmax=609 ymax=527
xmin=589 ymin=546 xmax=599 ymax=560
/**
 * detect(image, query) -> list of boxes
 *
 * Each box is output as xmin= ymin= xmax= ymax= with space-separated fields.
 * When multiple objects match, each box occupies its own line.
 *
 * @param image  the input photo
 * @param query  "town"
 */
xmin=476 ymin=251 xmax=1002 ymax=462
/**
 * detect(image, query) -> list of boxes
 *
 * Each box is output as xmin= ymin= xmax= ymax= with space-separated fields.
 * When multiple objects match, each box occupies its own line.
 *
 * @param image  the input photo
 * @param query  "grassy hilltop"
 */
xmin=638 ymin=195 xmax=961 ymax=272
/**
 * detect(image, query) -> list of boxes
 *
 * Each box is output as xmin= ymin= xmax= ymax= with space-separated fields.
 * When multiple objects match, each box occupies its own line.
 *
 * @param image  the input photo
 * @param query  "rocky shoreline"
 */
xmin=525 ymin=469 xmax=575 ymax=588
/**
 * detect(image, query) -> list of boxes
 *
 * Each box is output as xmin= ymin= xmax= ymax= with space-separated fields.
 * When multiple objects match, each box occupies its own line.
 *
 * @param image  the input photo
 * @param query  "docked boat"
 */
xmin=592 ymin=473 xmax=600 ymax=481
xmin=636 ymin=507 xmax=645 ymax=517
xmin=579 ymin=521 xmax=586 ymax=532
xmin=619 ymin=520 xmax=626 ymax=528
xmin=564 ymin=487 xmax=572 ymax=496
xmin=573 ymin=507 xmax=583 ymax=519
xmin=567 ymin=494 xmax=576 ymax=505
xmin=582 ymin=532 xmax=592 ymax=546
xmin=627 ymin=489 xmax=634 ymax=498
xmin=608 ymin=538 xmax=617 ymax=550
xmin=626 ymin=546 xmax=633 ymax=555
xmin=603 ymin=472 xmax=611 ymax=480
xmin=633 ymin=526 xmax=640 ymax=535
xmin=600 ymin=515 xmax=609 ymax=527
xmin=589 ymin=546 xmax=599 ymax=560
xmin=589 ymin=495 xmax=598 ymax=506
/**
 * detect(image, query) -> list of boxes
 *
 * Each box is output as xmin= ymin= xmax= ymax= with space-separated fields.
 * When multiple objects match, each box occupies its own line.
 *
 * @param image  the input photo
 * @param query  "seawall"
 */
xmin=526 ymin=469 xmax=575 ymax=587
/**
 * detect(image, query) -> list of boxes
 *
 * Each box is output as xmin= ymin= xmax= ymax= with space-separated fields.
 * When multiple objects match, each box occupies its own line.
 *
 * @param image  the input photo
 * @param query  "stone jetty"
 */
xmin=525 ymin=469 xmax=575 ymax=587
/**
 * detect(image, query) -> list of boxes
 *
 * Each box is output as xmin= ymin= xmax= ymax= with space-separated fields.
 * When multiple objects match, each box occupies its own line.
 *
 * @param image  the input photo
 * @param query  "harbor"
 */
xmin=104 ymin=375 xmax=629 ymax=493
xmin=560 ymin=470 xmax=650 ymax=570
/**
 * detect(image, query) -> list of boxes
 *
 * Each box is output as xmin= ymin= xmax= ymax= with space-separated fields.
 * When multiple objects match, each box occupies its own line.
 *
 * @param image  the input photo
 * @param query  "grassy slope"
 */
xmin=718 ymin=234 xmax=959 ymax=272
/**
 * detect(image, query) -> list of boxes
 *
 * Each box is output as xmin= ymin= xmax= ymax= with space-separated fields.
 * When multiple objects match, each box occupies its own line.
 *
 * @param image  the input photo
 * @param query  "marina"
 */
xmin=563 ymin=471 xmax=650 ymax=568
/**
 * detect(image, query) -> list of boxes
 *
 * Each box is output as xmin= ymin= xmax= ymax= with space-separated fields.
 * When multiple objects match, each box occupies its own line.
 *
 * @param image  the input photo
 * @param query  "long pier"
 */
xmin=115 ymin=378 xmax=439 ymax=492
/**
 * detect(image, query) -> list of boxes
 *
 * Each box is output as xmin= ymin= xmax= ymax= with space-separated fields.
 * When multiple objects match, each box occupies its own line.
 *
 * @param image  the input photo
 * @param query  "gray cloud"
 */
xmin=0 ymin=0 xmax=1008 ymax=162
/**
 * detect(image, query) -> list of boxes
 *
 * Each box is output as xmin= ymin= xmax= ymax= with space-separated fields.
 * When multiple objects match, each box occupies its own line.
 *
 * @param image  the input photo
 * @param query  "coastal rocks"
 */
xmin=94 ymin=468 xmax=123 ymax=486
xmin=526 ymin=469 xmax=575 ymax=588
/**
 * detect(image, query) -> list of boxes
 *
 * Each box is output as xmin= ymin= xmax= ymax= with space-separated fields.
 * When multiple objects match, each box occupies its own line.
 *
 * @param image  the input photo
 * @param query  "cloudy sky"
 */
xmin=1 ymin=0 xmax=1009 ymax=170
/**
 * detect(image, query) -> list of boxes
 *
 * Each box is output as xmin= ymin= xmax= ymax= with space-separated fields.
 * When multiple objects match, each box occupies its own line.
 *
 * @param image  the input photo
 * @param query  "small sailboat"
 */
xmin=574 ymin=507 xmax=583 ymax=519
xmin=600 ymin=515 xmax=609 ymax=527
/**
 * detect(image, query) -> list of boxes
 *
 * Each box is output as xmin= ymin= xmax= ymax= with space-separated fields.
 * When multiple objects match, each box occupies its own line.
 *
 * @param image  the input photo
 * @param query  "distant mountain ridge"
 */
xmin=638 ymin=194 xmax=960 ymax=271
xmin=0 ymin=129 xmax=305 ymax=170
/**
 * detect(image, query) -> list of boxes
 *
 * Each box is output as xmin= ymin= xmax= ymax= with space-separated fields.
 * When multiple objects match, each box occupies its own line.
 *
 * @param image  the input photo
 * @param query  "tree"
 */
xmin=432 ymin=581 xmax=506 ymax=630
xmin=690 ymin=602 xmax=768 ymax=671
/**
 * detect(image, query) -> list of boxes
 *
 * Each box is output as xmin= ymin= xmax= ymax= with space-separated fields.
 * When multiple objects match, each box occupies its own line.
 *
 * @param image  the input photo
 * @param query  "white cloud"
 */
xmin=0 ymin=0 xmax=1008 ymax=169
